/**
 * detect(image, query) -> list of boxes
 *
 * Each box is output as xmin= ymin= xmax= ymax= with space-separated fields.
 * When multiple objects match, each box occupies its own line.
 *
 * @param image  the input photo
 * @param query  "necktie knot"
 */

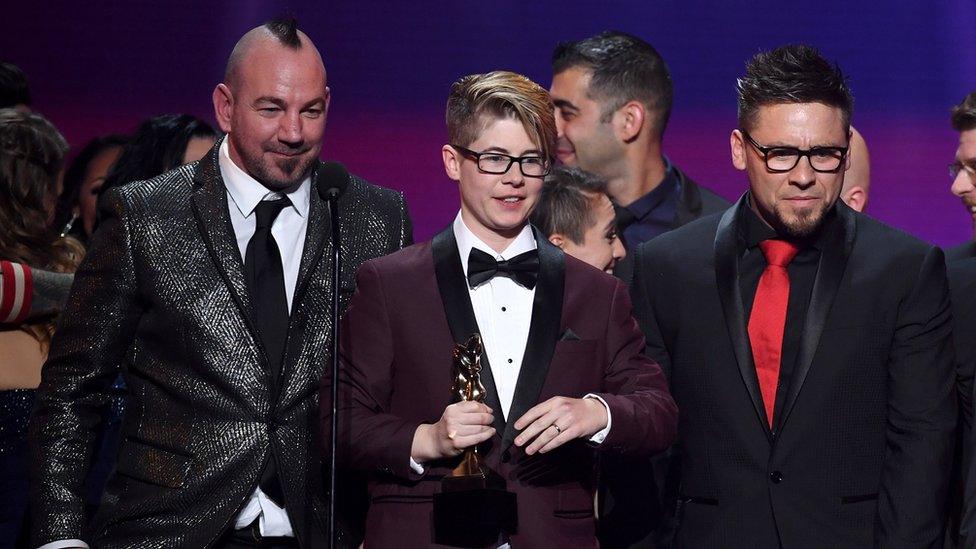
xmin=467 ymin=248 xmax=540 ymax=289
xmin=254 ymin=197 xmax=290 ymax=230
xmin=759 ymin=239 xmax=800 ymax=267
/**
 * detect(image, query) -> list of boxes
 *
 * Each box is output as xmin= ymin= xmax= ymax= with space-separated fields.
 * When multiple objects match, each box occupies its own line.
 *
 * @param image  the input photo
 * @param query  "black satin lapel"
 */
xmin=432 ymin=227 xmax=505 ymax=436
xmin=190 ymin=143 xmax=256 ymax=333
xmin=292 ymin=163 xmax=332 ymax=313
xmin=715 ymin=196 xmax=771 ymax=435
xmin=501 ymin=230 xmax=565 ymax=448
xmin=779 ymin=204 xmax=854 ymax=428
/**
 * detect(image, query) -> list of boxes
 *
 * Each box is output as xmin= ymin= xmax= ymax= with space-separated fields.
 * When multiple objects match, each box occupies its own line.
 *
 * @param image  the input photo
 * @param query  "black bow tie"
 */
xmin=467 ymin=248 xmax=539 ymax=289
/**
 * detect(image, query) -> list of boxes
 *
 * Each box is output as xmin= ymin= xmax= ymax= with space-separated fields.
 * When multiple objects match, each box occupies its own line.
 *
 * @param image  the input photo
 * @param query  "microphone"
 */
xmin=319 ymin=160 xmax=347 ymax=549
xmin=316 ymin=161 xmax=349 ymax=202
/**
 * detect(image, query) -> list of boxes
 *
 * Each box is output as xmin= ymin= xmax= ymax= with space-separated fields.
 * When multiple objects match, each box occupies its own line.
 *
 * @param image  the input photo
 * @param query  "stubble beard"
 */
xmin=772 ymin=200 xmax=828 ymax=239
xmin=245 ymin=152 xmax=317 ymax=191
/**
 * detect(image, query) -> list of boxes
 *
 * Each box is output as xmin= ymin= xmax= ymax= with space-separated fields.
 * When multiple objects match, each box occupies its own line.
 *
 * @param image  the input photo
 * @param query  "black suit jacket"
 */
xmin=28 ymin=140 xmax=411 ymax=548
xmin=946 ymin=241 xmax=976 ymax=262
xmin=632 ymin=196 xmax=957 ymax=548
xmin=600 ymin=166 xmax=728 ymax=549
xmin=949 ymin=258 xmax=976 ymax=547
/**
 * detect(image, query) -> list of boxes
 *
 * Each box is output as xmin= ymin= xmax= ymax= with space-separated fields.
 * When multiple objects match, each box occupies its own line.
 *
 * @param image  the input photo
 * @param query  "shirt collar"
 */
xmin=453 ymin=212 xmax=537 ymax=277
xmin=624 ymin=156 xmax=678 ymax=220
xmin=219 ymin=138 xmax=311 ymax=218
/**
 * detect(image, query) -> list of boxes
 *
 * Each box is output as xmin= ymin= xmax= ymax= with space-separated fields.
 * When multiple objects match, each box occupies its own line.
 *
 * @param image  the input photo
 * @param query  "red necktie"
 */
xmin=748 ymin=239 xmax=800 ymax=428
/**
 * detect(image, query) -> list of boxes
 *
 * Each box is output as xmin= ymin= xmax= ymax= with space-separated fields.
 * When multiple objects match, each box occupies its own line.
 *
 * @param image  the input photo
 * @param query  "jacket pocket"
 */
xmin=840 ymin=493 xmax=878 ymax=504
xmin=554 ymin=487 xmax=594 ymax=519
xmin=114 ymin=437 xmax=192 ymax=489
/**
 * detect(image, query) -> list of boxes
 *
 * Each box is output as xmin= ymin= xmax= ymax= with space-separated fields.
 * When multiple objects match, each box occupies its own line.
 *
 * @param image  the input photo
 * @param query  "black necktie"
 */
xmin=244 ymin=196 xmax=290 ymax=507
xmin=467 ymin=248 xmax=539 ymax=289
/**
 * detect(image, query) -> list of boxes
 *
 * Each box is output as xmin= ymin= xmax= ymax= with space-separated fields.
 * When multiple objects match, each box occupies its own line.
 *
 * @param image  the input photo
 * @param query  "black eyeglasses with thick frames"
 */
xmin=451 ymin=145 xmax=551 ymax=178
xmin=741 ymin=131 xmax=849 ymax=173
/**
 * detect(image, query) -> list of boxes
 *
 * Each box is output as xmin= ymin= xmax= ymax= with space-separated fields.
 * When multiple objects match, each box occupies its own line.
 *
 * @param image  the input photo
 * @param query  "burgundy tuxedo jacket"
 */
xmin=324 ymin=226 xmax=677 ymax=547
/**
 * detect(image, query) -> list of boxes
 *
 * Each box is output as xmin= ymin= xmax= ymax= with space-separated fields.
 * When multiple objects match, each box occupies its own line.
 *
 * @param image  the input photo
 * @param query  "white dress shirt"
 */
xmin=222 ymin=139 xmax=310 ymax=536
xmin=454 ymin=214 xmax=537 ymax=419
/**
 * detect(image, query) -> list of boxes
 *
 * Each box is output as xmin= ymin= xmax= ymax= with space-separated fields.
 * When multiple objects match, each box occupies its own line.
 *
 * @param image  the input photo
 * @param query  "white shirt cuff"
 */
xmin=409 ymin=457 xmax=425 ymax=474
xmin=584 ymin=393 xmax=612 ymax=444
xmin=37 ymin=540 xmax=89 ymax=549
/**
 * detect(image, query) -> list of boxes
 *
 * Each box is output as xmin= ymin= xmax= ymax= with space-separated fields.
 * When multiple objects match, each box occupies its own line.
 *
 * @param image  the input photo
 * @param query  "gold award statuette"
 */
xmin=433 ymin=334 xmax=517 ymax=546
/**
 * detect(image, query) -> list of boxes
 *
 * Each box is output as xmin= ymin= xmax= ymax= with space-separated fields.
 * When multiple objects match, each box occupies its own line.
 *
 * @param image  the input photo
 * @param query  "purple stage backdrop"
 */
xmin=4 ymin=1 xmax=976 ymax=245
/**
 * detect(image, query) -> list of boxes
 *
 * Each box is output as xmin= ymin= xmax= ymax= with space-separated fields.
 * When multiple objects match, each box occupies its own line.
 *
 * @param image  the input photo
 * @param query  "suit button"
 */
xmin=769 ymin=470 xmax=783 ymax=484
xmin=501 ymin=450 xmax=511 ymax=463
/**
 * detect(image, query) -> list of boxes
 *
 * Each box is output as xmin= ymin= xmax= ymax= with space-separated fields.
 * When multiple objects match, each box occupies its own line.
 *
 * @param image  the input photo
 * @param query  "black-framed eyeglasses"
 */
xmin=949 ymin=161 xmax=976 ymax=181
xmin=451 ymin=145 xmax=551 ymax=178
xmin=741 ymin=131 xmax=849 ymax=173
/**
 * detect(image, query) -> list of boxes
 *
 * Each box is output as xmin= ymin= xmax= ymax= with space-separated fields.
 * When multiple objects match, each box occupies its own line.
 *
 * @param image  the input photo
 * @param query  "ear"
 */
xmin=213 ymin=84 xmax=234 ymax=134
xmin=614 ymin=101 xmax=645 ymax=142
xmin=442 ymin=145 xmax=461 ymax=182
xmin=843 ymin=186 xmax=866 ymax=212
xmin=323 ymin=86 xmax=332 ymax=119
xmin=731 ymin=129 xmax=747 ymax=171
xmin=548 ymin=233 xmax=566 ymax=249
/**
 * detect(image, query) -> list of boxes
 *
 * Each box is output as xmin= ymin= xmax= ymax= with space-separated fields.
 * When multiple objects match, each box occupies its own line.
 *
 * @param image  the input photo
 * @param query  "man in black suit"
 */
xmin=29 ymin=17 xmax=411 ymax=549
xmin=946 ymin=92 xmax=976 ymax=261
xmin=549 ymin=33 xmax=728 ymax=547
xmin=632 ymin=45 xmax=956 ymax=548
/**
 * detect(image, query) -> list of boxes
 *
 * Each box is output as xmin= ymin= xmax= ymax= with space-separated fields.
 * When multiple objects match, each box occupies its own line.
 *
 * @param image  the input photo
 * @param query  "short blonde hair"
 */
xmin=446 ymin=71 xmax=556 ymax=161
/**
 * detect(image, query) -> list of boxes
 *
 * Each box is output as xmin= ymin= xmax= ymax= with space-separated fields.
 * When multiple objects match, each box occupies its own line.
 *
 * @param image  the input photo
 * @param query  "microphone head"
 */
xmin=316 ymin=161 xmax=350 ymax=201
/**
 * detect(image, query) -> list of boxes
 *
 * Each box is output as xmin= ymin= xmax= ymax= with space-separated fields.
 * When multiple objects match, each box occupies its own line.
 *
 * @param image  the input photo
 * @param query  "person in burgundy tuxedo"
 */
xmin=632 ymin=45 xmax=957 ymax=548
xmin=325 ymin=70 xmax=677 ymax=548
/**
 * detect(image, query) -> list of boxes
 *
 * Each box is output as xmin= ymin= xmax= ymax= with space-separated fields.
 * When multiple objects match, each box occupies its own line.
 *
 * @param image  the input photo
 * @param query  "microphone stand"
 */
xmin=326 ymin=187 xmax=341 ymax=549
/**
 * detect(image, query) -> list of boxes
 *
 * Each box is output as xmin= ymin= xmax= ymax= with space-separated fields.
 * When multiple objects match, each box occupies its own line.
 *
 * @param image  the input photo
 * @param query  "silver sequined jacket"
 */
xmin=29 ymin=141 xmax=412 ymax=548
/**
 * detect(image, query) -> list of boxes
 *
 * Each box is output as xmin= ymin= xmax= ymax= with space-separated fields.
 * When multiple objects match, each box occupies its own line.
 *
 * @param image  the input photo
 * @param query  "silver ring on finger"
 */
xmin=551 ymin=424 xmax=562 ymax=434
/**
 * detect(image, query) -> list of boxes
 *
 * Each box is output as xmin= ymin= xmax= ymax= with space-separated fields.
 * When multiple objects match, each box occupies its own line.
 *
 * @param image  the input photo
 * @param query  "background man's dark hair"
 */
xmin=736 ymin=44 xmax=853 ymax=133
xmin=552 ymin=31 xmax=673 ymax=138
xmin=531 ymin=166 xmax=609 ymax=244
xmin=951 ymin=91 xmax=976 ymax=132
xmin=264 ymin=15 xmax=302 ymax=49
xmin=0 ymin=61 xmax=31 ymax=109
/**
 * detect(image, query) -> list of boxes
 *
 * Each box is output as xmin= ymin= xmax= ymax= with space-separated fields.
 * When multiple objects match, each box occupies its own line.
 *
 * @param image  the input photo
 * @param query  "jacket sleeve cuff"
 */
xmin=37 ymin=540 xmax=89 ymax=549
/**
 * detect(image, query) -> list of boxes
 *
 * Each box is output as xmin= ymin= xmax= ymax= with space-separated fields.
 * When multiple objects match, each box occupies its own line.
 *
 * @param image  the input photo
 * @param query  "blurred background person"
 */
xmin=0 ymin=108 xmax=82 ymax=546
xmin=947 ymin=91 xmax=976 ymax=261
xmin=840 ymin=127 xmax=870 ymax=212
xmin=0 ymin=62 xmax=31 ymax=112
xmin=530 ymin=165 xmax=625 ymax=274
xmin=97 ymin=113 xmax=217 ymax=202
xmin=55 ymin=134 xmax=128 ymax=242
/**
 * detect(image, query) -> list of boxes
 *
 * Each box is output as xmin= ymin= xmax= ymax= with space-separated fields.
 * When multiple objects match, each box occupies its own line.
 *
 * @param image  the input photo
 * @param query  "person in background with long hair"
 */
xmin=98 ymin=113 xmax=217 ymax=198
xmin=0 ymin=108 xmax=83 ymax=546
xmin=55 ymin=134 xmax=128 ymax=243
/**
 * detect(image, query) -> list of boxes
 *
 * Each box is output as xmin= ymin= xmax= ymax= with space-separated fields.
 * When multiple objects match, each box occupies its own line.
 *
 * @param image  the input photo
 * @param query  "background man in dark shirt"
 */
xmin=549 ymin=31 xmax=728 ymax=286
xmin=633 ymin=44 xmax=956 ymax=548
xmin=947 ymin=92 xmax=976 ymax=261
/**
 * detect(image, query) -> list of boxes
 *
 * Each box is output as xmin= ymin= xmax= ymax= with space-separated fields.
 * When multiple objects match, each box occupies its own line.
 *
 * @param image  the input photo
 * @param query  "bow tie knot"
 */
xmin=466 ymin=248 xmax=539 ymax=289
